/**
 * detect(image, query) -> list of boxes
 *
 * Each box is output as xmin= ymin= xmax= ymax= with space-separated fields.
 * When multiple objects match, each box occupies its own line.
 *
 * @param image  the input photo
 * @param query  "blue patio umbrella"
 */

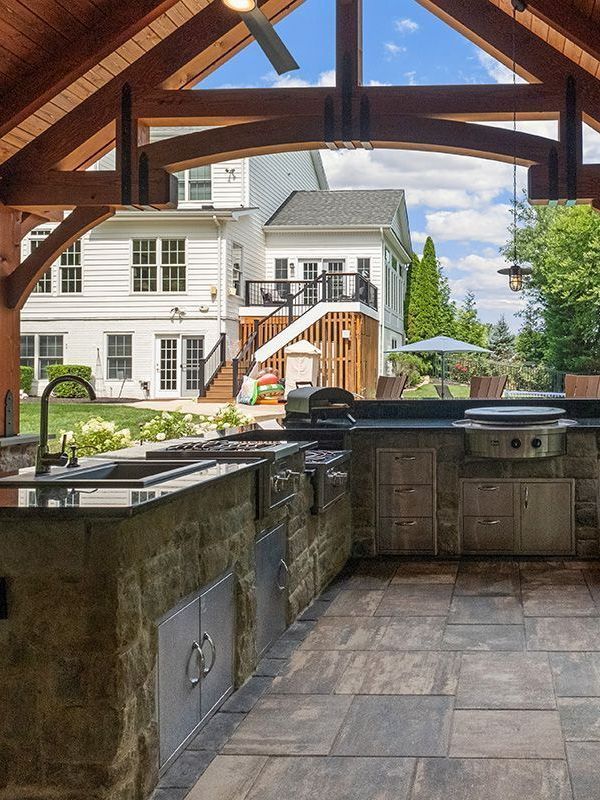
xmin=386 ymin=336 xmax=491 ymax=397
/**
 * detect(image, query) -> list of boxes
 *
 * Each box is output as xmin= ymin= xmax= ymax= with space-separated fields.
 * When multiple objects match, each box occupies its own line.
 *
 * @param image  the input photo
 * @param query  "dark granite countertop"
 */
xmin=349 ymin=418 xmax=600 ymax=431
xmin=0 ymin=459 xmax=263 ymax=519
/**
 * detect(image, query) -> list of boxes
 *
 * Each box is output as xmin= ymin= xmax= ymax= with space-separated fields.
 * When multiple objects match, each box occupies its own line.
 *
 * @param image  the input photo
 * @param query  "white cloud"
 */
xmin=425 ymin=205 xmax=513 ymax=245
xmin=447 ymin=252 xmax=526 ymax=323
xmin=384 ymin=42 xmax=406 ymax=57
xmin=404 ymin=71 xmax=418 ymax=86
xmin=265 ymin=69 xmax=335 ymax=88
xmin=476 ymin=50 xmax=525 ymax=84
xmin=395 ymin=18 xmax=419 ymax=34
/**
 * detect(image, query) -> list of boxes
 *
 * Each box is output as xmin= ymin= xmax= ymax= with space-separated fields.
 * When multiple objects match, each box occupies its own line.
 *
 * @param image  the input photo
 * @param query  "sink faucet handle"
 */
xmin=60 ymin=434 xmax=68 ymax=454
xmin=67 ymin=444 xmax=80 ymax=469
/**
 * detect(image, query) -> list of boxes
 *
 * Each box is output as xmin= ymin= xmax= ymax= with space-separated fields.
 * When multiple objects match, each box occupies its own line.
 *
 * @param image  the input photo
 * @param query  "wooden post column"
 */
xmin=0 ymin=209 xmax=22 ymax=437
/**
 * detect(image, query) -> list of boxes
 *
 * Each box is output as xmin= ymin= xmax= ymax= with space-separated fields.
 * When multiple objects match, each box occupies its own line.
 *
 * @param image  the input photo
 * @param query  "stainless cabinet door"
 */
xmin=157 ymin=596 xmax=201 ymax=768
xmin=200 ymin=572 xmax=235 ymax=721
xmin=520 ymin=481 xmax=574 ymax=554
xmin=255 ymin=524 xmax=288 ymax=657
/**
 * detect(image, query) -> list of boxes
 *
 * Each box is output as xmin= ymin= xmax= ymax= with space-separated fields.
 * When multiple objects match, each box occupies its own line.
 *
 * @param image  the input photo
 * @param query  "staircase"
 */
xmin=201 ymin=361 xmax=235 ymax=403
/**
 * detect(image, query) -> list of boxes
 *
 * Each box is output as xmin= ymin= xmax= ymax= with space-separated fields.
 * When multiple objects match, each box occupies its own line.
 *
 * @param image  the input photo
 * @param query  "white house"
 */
xmin=21 ymin=131 xmax=412 ymax=399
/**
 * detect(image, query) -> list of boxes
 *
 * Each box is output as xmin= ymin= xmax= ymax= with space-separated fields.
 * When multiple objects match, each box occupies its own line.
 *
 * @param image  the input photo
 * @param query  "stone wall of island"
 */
xmin=351 ymin=427 xmax=600 ymax=558
xmin=0 ymin=463 xmax=352 ymax=800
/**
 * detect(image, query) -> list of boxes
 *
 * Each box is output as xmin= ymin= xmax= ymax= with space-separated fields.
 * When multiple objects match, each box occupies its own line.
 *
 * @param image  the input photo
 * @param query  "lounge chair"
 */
xmin=434 ymin=383 xmax=454 ymax=399
xmin=565 ymin=374 xmax=600 ymax=397
xmin=470 ymin=375 xmax=508 ymax=399
xmin=376 ymin=374 xmax=408 ymax=399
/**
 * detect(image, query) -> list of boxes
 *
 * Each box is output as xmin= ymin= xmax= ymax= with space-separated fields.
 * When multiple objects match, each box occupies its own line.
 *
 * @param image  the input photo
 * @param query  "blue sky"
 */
xmin=200 ymin=0 xmax=600 ymax=328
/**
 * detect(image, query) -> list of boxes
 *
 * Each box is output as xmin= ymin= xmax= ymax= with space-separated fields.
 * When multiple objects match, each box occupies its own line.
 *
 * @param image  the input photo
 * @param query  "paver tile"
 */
xmin=331 ymin=695 xmax=453 ymax=756
xmin=186 ymin=756 xmax=267 ymax=800
xmin=520 ymin=567 xmax=585 ymax=587
xmin=270 ymin=651 xmax=353 ymax=694
xmin=188 ymin=713 xmax=245 ymax=751
xmin=558 ymin=698 xmax=600 ymax=740
xmin=391 ymin=560 xmax=458 ymax=584
xmin=335 ymin=651 xmax=460 ymax=695
xmin=526 ymin=617 xmax=600 ymax=651
xmin=245 ymin=756 xmax=416 ymax=800
xmin=456 ymin=652 xmax=555 ymax=709
xmin=450 ymin=710 xmax=564 ymax=758
xmin=300 ymin=617 xmax=389 ymax=651
xmin=550 ymin=653 xmax=600 ymax=696
xmin=454 ymin=560 xmax=520 ymax=596
xmin=522 ymin=586 xmax=598 ymax=617
xmin=376 ymin=616 xmax=446 ymax=650
xmin=411 ymin=758 xmax=573 ymax=800
xmin=448 ymin=595 xmax=523 ymax=624
xmin=346 ymin=560 xmax=398 ymax=589
xmin=222 ymin=695 xmax=352 ymax=755
xmin=566 ymin=742 xmax=600 ymax=800
xmin=374 ymin=584 xmax=453 ymax=616
xmin=324 ymin=590 xmax=384 ymax=617
xmin=442 ymin=623 xmax=525 ymax=651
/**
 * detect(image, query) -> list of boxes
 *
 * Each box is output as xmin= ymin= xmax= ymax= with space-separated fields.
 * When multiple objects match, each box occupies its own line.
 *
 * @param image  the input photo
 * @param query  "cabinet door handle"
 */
xmin=477 ymin=519 xmax=501 ymax=526
xmin=187 ymin=640 xmax=204 ymax=687
xmin=394 ymin=456 xmax=416 ymax=461
xmin=394 ymin=520 xmax=417 ymax=526
xmin=478 ymin=485 xmax=499 ymax=492
xmin=277 ymin=559 xmax=290 ymax=591
xmin=394 ymin=488 xmax=416 ymax=494
xmin=524 ymin=486 xmax=529 ymax=510
xmin=201 ymin=632 xmax=217 ymax=677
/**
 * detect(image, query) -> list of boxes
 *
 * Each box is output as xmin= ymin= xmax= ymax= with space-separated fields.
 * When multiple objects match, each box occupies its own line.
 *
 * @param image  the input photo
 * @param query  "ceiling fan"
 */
xmin=222 ymin=0 xmax=300 ymax=75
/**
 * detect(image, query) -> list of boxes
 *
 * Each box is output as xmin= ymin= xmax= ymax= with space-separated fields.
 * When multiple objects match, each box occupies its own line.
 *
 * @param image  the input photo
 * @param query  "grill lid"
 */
xmin=464 ymin=406 xmax=567 ymax=426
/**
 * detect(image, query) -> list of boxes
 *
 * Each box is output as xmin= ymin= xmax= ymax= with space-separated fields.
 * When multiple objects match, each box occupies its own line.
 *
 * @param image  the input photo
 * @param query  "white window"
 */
xmin=30 ymin=229 xmax=52 ymax=294
xmin=175 ymin=166 xmax=212 ymax=202
xmin=20 ymin=335 xmax=35 ymax=370
xmin=60 ymin=240 xmax=82 ymax=294
xmin=38 ymin=335 xmax=64 ymax=379
xmin=391 ymin=337 xmax=398 ymax=350
xmin=232 ymin=243 xmax=243 ymax=296
xmin=107 ymin=334 xmax=133 ymax=380
xmin=275 ymin=258 xmax=289 ymax=280
xmin=132 ymin=239 xmax=186 ymax=293
xmin=358 ymin=258 xmax=371 ymax=278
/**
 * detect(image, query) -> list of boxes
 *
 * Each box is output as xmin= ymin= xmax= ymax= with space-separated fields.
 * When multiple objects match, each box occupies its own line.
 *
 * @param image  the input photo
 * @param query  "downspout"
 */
xmin=213 ymin=215 xmax=224 ymax=337
xmin=379 ymin=227 xmax=386 ymax=376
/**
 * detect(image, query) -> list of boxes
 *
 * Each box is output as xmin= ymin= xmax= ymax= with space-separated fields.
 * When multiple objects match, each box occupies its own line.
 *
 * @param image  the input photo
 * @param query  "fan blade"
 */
xmin=241 ymin=7 xmax=299 ymax=75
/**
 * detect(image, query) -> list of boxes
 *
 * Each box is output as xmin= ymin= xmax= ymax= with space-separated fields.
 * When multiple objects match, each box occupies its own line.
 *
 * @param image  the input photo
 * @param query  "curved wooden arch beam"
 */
xmin=7 ymin=206 xmax=113 ymax=311
xmin=142 ymin=114 xmax=556 ymax=173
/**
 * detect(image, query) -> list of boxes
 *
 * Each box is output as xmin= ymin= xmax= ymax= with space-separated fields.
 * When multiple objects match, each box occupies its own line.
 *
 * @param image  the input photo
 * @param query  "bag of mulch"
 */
xmin=237 ymin=375 xmax=259 ymax=405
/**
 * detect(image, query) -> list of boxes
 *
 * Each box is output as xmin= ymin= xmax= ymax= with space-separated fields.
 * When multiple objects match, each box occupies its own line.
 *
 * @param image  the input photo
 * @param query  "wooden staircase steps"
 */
xmin=201 ymin=362 xmax=235 ymax=403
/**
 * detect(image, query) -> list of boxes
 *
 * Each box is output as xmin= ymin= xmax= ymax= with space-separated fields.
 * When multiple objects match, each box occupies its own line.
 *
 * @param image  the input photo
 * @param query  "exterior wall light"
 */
xmin=222 ymin=0 xmax=257 ymax=11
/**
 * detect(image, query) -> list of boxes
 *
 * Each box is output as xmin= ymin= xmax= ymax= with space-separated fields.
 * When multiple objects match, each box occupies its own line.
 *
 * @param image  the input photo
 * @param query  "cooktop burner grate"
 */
xmin=167 ymin=440 xmax=277 ymax=452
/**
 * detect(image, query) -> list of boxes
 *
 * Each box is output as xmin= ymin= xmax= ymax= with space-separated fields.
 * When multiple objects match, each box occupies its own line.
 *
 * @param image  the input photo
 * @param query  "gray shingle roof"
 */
xmin=265 ymin=189 xmax=405 ymax=228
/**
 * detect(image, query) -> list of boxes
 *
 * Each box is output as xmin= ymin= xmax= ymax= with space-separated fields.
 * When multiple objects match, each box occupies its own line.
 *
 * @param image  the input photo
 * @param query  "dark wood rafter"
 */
xmin=0 ymin=0 xmax=183 ymax=141
xmin=6 ymin=206 xmax=114 ymax=311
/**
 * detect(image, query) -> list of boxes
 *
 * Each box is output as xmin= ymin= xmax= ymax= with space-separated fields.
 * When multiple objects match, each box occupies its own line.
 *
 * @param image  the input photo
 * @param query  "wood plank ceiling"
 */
xmin=0 ymin=0 xmax=599 ymax=172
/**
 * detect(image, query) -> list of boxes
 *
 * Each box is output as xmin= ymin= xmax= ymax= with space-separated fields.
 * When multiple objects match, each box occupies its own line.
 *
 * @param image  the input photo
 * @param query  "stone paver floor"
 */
xmin=155 ymin=558 xmax=600 ymax=800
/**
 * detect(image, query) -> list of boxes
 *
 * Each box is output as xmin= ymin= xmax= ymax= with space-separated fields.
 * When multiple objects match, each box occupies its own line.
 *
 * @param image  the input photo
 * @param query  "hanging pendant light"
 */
xmin=222 ymin=0 xmax=256 ymax=11
xmin=497 ymin=1 xmax=532 ymax=293
xmin=221 ymin=0 xmax=299 ymax=75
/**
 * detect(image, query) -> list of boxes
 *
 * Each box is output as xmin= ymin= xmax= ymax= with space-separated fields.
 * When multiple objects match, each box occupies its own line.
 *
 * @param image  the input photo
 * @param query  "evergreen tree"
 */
xmin=454 ymin=291 xmax=488 ymax=347
xmin=515 ymin=302 xmax=546 ymax=364
xmin=404 ymin=251 xmax=420 ymax=321
xmin=406 ymin=237 xmax=455 ymax=343
xmin=489 ymin=315 xmax=516 ymax=360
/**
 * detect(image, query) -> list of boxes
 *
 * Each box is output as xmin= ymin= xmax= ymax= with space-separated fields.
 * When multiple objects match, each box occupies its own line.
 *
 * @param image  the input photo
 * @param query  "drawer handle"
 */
xmin=478 ymin=485 xmax=499 ymax=492
xmin=187 ymin=640 xmax=205 ymax=687
xmin=394 ymin=456 xmax=416 ymax=461
xmin=477 ymin=519 xmax=501 ymax=526
xmin=277 ymin=558 xmax=290 ymax=591
xmin=394 ymin=488 xmax=416 ymax=494
xmin=201 ymin=632 xmax=217 ymax=677
xmin=394 ymin=520 xmax=417 ymax=526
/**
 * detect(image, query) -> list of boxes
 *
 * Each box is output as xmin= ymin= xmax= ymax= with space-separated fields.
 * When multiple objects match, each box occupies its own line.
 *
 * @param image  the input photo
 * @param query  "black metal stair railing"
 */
xmin=197 ymin=332 xmax=226 ymax=397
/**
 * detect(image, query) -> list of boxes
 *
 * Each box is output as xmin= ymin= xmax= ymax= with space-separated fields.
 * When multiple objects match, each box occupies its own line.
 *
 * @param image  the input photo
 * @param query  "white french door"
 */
xmin=156 ymin=336 xmax=206 ymax=397
xmin=301 ymin=261 xmax=320 ymax=306
xmin=182 ymin=337 xmax=205 ymax=397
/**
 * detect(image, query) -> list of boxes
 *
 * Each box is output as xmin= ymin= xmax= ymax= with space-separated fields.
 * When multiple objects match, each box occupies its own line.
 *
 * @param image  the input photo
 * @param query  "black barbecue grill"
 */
xmin=285 ymin=387 xmax=355 ymax=428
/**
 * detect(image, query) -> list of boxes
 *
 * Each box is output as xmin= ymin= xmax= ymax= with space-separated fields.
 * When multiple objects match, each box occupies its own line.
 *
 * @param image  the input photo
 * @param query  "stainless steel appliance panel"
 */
xmin=520 ymin=481 xmax=574 ymax=554
xmin=465 ymin=427 xmax=567 ymax=459
xmin=255 ymin=524 xmax=288 ymax=657
xmin=378 ymin=451 xmax=433 ymax=485
xmin=157 ymin=596 xmax=201 ymax=768
xmin=200 ymin=572 xmax=235 ymax=721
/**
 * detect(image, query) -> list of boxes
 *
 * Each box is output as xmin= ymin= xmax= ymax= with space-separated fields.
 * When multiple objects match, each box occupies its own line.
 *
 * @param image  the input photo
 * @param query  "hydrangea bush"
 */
xmin=195 ymin=404 xmax=254 ymax=433
xmin=61 ymin=417 xmax=133 ymax=456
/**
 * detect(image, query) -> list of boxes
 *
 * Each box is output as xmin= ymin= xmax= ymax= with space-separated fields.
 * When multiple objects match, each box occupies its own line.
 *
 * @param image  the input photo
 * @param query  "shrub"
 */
xmin=140 ymin=411 xmax=201 ymax=442
xmin=387 ymin=353 xmax=428 ymax=387
xmin=20 ymin=365 xmax=34 ymax=395
xmin=196 ymin=404 xmax=254 ymax=432
xmin=61 ymin=417 xmax=133 ymax=456
xmin=46 ymin=364 xmax=93 ymax=397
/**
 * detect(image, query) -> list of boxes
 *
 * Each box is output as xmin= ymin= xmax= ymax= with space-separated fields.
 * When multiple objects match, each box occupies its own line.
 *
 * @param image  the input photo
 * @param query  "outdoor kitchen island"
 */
xmin=346 ymin=399 xmax=600 ymax=559
xmin=0 ymin=439 xmax=351 ymax=800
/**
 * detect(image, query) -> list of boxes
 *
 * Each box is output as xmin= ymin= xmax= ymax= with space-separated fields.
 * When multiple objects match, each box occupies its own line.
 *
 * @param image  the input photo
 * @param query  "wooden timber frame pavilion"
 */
xmin=2 ymin=0 xmax=600 ymax=437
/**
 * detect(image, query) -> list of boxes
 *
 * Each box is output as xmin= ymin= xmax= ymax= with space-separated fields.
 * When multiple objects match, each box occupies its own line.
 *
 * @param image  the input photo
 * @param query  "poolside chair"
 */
xmin=565 ymin=374 xmax=600 ymax=397
xmin=260 ymin=288 xmax=274 ymax=304
xmin=470 ymin=375 xmax=508 ymax=399
xmin=434 ymin=383 xmax=454 ymax=399
xmin=376 ymin=374 xmax=408 ymax=399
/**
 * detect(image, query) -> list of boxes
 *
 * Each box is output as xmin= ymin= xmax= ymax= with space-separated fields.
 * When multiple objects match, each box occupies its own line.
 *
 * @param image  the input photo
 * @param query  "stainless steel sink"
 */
xmin=0 ymin=459 xmax=218 ymax=489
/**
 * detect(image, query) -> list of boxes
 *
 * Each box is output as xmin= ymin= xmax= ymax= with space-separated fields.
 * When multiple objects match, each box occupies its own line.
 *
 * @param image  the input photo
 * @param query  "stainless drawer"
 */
xmin=462 ymin=516 xmax=515 ymax=553
xmin=463 ymin=482 xmax=514 ymax=517
xmin=379 ymin=484 xmax=433 ymax=517
xmin=378 ymin=518 xmax=434 ymax=553
xmin=378 ymin=451 xmax=433 ymax=485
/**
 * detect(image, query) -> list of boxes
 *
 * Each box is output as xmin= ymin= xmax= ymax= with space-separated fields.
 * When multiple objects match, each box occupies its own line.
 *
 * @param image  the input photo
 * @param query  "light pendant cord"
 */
xmin=512 ymin=4 xmax=518 ymax=264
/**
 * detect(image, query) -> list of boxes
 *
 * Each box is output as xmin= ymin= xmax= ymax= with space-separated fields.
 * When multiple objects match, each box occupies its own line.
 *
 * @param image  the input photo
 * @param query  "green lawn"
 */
xmin=20 ymin=400 xmax=160 ymax=439
xmin=403 ymin=382 xmax=470 ymax=399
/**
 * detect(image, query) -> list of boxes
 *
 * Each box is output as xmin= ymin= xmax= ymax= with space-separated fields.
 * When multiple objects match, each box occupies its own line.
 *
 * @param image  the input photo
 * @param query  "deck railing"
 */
xmin=197 ymin=333 xmax=226 ymax=397
xmin=245 ymin=272 xmax=378 ymax=312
